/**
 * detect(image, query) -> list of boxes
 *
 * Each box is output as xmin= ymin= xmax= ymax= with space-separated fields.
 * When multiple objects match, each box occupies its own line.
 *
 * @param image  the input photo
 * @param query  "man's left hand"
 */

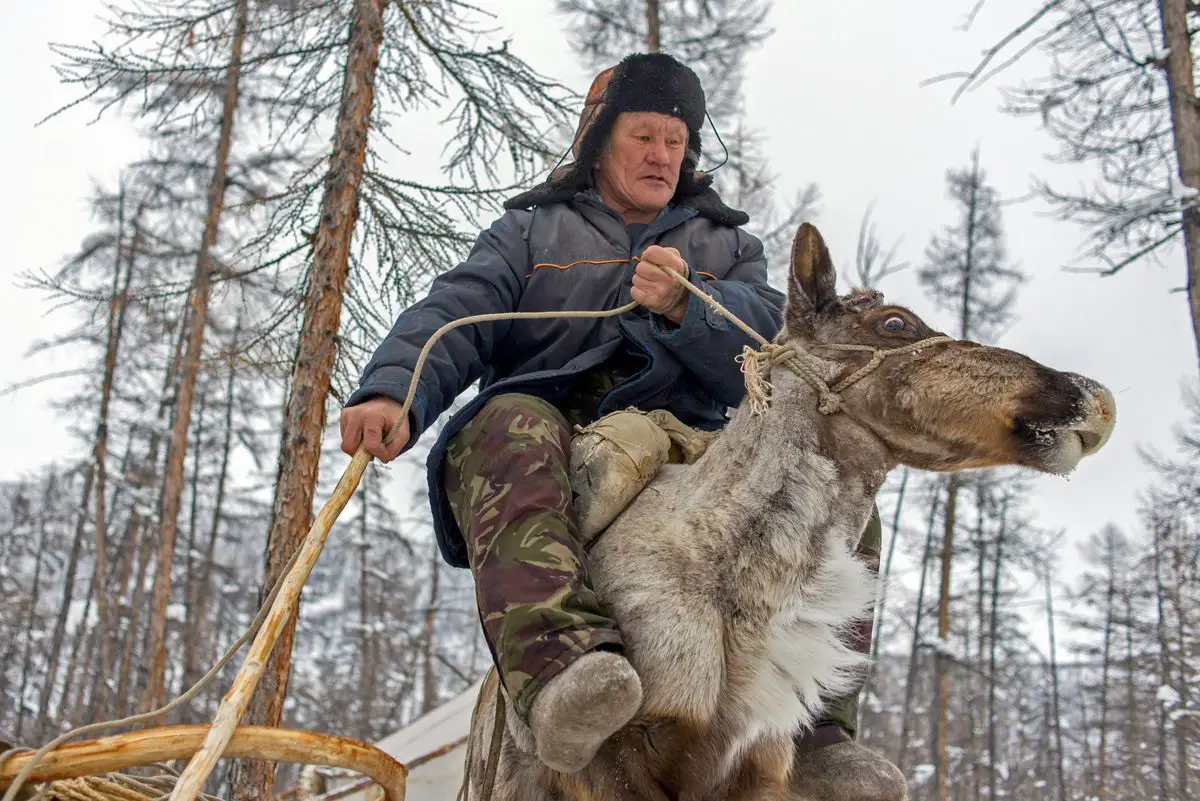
xmin=633 ymin=245 xmax=689 ymax=324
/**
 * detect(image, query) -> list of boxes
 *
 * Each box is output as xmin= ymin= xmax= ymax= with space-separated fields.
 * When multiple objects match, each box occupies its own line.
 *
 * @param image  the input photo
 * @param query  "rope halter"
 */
xmin=736 ymin=335 xmax=956 ymax=416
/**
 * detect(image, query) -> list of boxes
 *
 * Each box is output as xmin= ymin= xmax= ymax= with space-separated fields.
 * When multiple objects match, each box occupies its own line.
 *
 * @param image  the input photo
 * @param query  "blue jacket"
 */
xmin=347 ymin=189 xmax=785 ymax=567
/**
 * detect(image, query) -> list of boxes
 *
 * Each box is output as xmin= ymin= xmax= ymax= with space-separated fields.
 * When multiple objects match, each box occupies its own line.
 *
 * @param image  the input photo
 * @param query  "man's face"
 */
xmin=594 ymin=111 xmax=689 ymax=218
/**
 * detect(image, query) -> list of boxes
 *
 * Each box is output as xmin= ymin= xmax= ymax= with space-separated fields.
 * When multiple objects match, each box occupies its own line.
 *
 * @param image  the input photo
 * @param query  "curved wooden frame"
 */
xmin=0 ymin=726 xmax=406 ymax=801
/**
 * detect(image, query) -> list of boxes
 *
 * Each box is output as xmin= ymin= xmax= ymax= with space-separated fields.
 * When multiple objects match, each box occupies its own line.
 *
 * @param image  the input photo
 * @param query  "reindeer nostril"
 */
xmin=1072 ymin=385 xmax=1116 ymax=455
xmin=1077 ymin=430 xmax=1103 ymax=453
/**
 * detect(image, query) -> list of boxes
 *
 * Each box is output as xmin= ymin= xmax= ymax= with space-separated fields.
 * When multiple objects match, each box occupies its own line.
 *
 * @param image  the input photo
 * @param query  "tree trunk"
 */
xmin=115 ymin=515 xmax=152 ymax=717
xmin=1150 ymin=524 xmax=1170 ymax=800
xmin=141 ymin=0 xmax=249 ymax=714
xmin=1044 ymin=565 xmax=1067 ymax=801
xmin=90 ymin=197 xmax=139 ymax=718
xmin=422 ymin=539 xmax=441 ymax=715
xmin=112 ymin=306 xmax=189 ymax=717
xmin=92 ymin=490 xmax=140 ymax=721
xmin=183 ymin=318 xmax=240 ymax=698
xmin=899 ymin=485 xmax=941 ymax=773
xmin=871 ymin=468 xmax=908 ymax=660
xmin=1162 ymin=529 xmax=1192 ymax=800
xmin=230 ymin=3 xmax=387 ymax=797
xmin=935 ymin=473 xmax=960 ymax=801
xmin=65 ymin=574 xmax=97 ymax=723
xmin=357 ymin=480 xmax=376 ymax=739
xmin=1157 ymin=0 xmax=1200 ymax=375
xmin=15 ymin=476 xmax=55 ymax=739
xmin=180 ymin=385 xmax=208 ymax=713
xmin=645 ymin=0 xmax=661 ymax=52
xmin=1096 ymin=531 xmax=1116 ymax=801
xmin=987 ymin=495 xmax=1007 ymax=801
xmin=36 ymin=464 xmax=92 ymax=733
xmin=972 ymin=484 xmax=987 ymax=801
xmin=1123 ymin=590 xmax=1137 ymax=792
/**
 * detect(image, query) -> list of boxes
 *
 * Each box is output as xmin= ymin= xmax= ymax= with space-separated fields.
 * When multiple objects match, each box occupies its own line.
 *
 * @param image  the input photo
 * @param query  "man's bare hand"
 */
xmin=340 ymin=396 xmax=410 ymax=462
xmin=633 ymin=245 xmax=689 ymax=323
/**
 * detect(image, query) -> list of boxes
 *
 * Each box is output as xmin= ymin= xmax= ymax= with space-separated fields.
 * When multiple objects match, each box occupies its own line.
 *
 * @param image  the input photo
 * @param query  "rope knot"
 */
xmin=817 ymin=393 xmax=843 ymax=415
xmin=737 ymin=343 xmax=796 ymax=416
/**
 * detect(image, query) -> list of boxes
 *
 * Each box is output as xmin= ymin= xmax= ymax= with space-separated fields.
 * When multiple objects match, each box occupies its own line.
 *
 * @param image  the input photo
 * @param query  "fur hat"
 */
xmin=569 ymin=52 xmax=706 ymax=166
xmin=505 ymin=52 xmax=749 ymax=226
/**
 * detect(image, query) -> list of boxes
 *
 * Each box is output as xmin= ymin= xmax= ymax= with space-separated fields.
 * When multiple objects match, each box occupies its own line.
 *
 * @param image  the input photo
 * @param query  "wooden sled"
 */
xmin=0 ymin=725 xmax=406 ymax=801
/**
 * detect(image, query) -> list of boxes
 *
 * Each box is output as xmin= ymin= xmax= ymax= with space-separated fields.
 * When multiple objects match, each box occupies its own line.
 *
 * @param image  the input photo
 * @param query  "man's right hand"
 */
xmin=339 ymin=396 xmax=410 ymax=462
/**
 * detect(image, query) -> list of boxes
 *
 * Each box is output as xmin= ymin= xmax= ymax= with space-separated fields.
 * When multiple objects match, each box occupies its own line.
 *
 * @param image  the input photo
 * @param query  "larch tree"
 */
xmin=918 ymin=145 xmax=1023 ymax=801
xmin=143 ymin=0 xmax=251 ymax=713
xmin=30 ymin=0 xmax=325 ymax=733
xmin=1135 ymin=383 xmax=1200 ymax=795
xmin=938 ymin=0 xmax=1200 ymax=376
xmin=227 ymin=2 xmax=571 ymax=798
xmin=45 ymin=0 xmax=268 ymax=714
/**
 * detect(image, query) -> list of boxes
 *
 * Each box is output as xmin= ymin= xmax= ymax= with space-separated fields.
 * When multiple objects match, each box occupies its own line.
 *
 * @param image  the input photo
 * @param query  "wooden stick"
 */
xmin=167 ymin=448 xmax=373 ymax=801
xmin=0 ymin=725 xmax=406 ymax=801
xmin=299 ymin=735 xmax=469 ymax=801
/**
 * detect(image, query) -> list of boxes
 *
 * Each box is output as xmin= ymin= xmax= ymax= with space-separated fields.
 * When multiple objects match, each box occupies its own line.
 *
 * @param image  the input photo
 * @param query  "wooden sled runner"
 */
xmin=0 ymin=726 xmax=407 ymax=801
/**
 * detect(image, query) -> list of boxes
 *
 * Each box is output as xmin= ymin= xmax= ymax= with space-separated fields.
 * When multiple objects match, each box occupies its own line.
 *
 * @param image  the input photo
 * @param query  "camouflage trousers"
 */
xmin=444 ymin=382 xmax=884 ymax=734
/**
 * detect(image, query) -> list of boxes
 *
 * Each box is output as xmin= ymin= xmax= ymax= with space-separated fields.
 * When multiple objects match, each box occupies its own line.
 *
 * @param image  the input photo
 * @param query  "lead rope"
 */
xmin=737 ymin=336 xmax=955 ymax=417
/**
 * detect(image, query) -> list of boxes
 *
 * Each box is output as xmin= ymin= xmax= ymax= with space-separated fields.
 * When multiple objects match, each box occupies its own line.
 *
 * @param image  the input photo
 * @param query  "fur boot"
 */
xmin=790 ymin=734 xmax=907 ymax=801
xmin=527 ymin=651 xmax=643 ymax=774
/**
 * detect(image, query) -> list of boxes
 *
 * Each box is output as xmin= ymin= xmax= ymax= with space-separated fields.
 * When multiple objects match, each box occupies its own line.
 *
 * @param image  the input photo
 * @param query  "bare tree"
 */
xmin=230 ymin=2 xmax=571 ymax=797
xmin=141 ymin=0 xmax=250 ymax=714
xmin=1042 ymin=538 xmax=1068 ymax=801
xmin=13 ymin=476 xmax=55 ymax=740
xmin=935 ymin=0 xmax=1200 ymax=375
xmin=918 ymin=146 xmax=1023 ymax=800
xmin=855 ymin=201 xmax=909 ymax=288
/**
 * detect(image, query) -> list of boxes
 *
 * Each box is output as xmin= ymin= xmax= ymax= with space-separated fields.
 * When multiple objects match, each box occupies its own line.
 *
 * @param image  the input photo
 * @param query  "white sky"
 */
xmin=0 ymin=0 xmax=1193 ymax=586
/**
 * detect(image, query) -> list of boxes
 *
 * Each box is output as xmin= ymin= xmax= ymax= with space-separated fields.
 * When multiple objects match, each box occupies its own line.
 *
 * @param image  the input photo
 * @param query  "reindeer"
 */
xmin=460 ymin=221 xmax=1115 ymax=801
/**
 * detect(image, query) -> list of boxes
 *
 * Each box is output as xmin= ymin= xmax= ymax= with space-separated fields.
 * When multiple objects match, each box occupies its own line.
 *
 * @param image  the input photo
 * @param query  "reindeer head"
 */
xmin=775 ymin=222 xmax=1114 ymax=475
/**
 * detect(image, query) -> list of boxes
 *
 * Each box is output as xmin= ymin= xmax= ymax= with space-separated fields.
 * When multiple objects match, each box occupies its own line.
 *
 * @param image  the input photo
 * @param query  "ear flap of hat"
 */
xmin=570 ymin=66 xmax=615 ymax=160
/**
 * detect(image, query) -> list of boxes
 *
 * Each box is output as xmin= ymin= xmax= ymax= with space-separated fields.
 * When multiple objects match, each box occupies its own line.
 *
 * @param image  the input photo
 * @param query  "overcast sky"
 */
xmin=0 ymin=0 xmax=1193 ymax=589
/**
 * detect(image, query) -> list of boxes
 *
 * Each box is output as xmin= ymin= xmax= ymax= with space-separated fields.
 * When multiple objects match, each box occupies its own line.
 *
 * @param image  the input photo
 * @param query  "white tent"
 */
xmin=332 ymin=679 xmax=482 ymax=801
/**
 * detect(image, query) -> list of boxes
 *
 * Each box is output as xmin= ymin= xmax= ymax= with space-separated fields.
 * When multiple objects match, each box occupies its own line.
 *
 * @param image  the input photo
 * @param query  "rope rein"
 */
xmin=383 ymin=259 xmax=953 ymax=444
xmin=738 ymin=336 xmax=955 ymax=416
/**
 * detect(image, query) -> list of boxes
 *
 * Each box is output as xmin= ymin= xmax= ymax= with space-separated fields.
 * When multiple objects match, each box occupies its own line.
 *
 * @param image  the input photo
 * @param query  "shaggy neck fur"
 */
xmin=629 ymin=354 xmax=893 ymax=765
xmin=688 ymin=353 xmax=893 ymax=568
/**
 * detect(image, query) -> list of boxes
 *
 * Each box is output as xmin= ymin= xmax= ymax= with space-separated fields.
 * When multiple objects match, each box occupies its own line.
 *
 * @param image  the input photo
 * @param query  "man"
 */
xmin=340 ymin=52 xmax=905 ymax=800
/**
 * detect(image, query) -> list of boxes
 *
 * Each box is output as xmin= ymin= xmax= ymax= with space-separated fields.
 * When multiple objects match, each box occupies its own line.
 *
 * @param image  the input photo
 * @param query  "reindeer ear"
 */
xmin=786 ymin=222 xmax=839 ymax=331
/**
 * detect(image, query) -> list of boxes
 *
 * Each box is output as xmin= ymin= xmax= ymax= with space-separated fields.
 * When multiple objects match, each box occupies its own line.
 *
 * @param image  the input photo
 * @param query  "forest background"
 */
xmin=0 ymin=1 xmax=1195 ymax=800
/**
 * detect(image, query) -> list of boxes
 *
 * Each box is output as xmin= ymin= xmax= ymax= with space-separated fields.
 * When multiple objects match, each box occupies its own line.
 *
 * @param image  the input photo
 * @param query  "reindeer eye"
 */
xmin=883 ymin=315 xmax=907 ymax=332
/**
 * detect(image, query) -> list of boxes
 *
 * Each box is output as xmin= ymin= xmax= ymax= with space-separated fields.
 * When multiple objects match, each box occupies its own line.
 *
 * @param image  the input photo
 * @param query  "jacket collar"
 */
xmin=562 ymin=190 xmax=696 ymax=251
